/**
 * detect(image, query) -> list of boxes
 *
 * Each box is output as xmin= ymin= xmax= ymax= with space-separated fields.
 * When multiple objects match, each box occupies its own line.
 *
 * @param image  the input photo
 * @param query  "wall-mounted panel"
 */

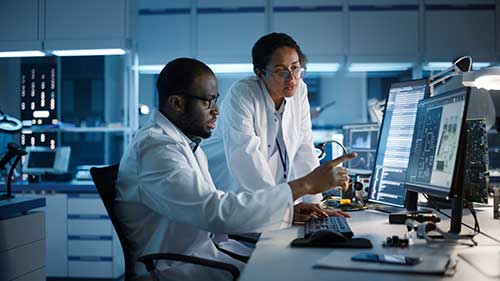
xmin=197 ymin=0 xmax=267 ymax=63
xmin=424 ymin=1 xmax=497 ymax=61
xmin=0 ymin=0 xmax=41 ymax=51
xmin=273 ymin=0 xmax=343 ymax=62
xmin=349 ymin=1 xmax=419 ymax=61
xmin=137 ymin=3 xmax=192 ymax=64
xmin=45 ymin=0 xmax=128 ymax=49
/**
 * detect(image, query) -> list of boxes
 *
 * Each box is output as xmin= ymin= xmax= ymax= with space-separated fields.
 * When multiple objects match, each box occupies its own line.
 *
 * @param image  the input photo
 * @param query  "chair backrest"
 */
xmin=90 ymin=164 xmax=136 ymax=280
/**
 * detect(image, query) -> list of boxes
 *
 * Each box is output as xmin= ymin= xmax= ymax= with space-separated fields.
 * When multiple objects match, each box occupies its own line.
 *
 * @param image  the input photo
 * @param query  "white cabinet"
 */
xmin=0 ymin=0 xmax=42 ymax=51
xmin=348 ymin=0 xmax=419 ymax=62
xmin=44 ymin=0 xmax=132 ymax=51
xmin=424 ymin=0 xmax=497 ymax=61
xmin=66 ymin=194 xmax=124 ymax=279
xmin=137 ymin=1 xmax=192 ymax=64
xmin=196 ymin=0 xmax=267 ymax=63
xmin=272 ymin=0 xmax=343 ymax=62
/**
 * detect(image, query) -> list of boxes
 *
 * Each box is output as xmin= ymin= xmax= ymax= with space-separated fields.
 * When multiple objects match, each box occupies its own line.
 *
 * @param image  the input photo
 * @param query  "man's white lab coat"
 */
xmin=115 ymin=110 xmax=293 ymax=281
xmin=203 ymin=76 xmax=322 ymax=204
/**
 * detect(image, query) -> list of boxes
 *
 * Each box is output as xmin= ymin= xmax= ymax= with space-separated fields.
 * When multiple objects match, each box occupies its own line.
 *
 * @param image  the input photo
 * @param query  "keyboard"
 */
xmin=304 ymin=216 xmax=354 ymax=239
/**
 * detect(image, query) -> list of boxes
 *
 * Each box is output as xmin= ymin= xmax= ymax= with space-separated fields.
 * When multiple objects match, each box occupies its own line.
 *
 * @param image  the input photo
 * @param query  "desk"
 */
xmin=240 ymin=207 xmax=500 ymax=281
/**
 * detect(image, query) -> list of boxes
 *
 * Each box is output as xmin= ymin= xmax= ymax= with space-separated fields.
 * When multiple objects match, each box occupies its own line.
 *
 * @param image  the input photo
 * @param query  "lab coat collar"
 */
xmin=151 ymin=109 xmax=197 ymax=149
xmin=257 ymin=77 xmax=292 ymax=113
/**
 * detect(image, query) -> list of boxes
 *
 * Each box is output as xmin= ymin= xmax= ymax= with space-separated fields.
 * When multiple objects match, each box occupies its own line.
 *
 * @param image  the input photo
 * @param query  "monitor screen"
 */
xmin=369 ymin=79 xmax=429 ymax=207
xmin=27 ymin=151 xmax=56 ymax=168
xmin=343 ymin=123 xmax=379 ymax=174
xmin=405 ymin=87 xmax=469 ymax=198
xmin=22 ymin=146 xmax=71 ymax=175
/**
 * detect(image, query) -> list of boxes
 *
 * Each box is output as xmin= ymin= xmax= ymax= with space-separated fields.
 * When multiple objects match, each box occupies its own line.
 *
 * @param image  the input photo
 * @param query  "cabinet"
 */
xmin=0 ymin=0 xmax=42 ymax=52
xmin=44 ymin=0 xmax=132 ymax=51
xmin=17 ymin=191 xmax=124 ymax=279
xmin=424 ymin=0 xmax=497 ymax=61
xmin=272 ymin=0 xmax=343 ymax=62
xmin=349 ymin=0 xmax=419 ymax=62
xmin=0 ymin=0 xmax=133 ymax=53
xmin=137 ymin=1 xmax=192 ymax=65
xmin=196 ymin=0 xmax=267 ymax=63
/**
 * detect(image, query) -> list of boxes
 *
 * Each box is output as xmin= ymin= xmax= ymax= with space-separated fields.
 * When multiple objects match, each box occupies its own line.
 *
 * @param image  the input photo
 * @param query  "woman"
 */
xmin=203 ymin=33 xmax=350 ymax=224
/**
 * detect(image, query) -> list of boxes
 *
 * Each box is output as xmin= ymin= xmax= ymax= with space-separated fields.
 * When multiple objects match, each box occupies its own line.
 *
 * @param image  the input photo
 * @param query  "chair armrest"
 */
xmin=137 ymin=253 xmax=240 ymax=280
xmin=228 ymin=233 xmax=261 ymax=244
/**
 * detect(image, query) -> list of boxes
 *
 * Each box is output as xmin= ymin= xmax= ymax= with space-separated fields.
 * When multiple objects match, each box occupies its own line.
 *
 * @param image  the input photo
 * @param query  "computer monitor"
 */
xmin=369 ymin=79 xmax=430 ymax=210
xmin=22 ymin=146 xmax=71 ymax=175
xmin=405 ymin=86 xmax=470 ymax=233
xmin=343 ymin=123 xmax=379 ymax=174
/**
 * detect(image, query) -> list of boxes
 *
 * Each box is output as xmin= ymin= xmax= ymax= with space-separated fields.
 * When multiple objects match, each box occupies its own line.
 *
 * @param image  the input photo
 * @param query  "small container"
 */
xmin=494 ymin=186 xmax=500 ymax=219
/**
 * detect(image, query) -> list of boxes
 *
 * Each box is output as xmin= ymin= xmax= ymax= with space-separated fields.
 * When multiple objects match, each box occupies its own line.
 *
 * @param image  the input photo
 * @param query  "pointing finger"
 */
xmin=329 ymin=152 xmax=357 ymax=167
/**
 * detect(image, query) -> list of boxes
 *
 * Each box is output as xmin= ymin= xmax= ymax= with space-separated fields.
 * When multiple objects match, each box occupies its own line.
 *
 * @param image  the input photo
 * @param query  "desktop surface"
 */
xmin=239 ymin=208 xmax=500 ymax=281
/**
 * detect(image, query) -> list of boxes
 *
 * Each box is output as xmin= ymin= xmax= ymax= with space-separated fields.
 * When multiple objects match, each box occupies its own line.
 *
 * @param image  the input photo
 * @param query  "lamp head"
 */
xmin=462 ymin=66 xmax=500 ymax=91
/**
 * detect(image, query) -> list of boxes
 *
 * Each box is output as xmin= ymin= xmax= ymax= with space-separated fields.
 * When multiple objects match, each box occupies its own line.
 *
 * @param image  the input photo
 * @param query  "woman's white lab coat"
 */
xmin=203 ymin=76 xmax=322 ymax=204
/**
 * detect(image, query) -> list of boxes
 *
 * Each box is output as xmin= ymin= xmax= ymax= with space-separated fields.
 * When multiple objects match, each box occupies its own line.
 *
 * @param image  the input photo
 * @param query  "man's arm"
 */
xmin=136 ymin=136 xmax=293 ymax=234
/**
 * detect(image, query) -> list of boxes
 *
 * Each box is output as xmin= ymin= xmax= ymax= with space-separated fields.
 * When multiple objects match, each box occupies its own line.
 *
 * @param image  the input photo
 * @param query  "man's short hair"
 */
xmin=251 ymin=33 xmax=307 ymax=74
xmin=156 ymin=58 xmax=214 ymax=108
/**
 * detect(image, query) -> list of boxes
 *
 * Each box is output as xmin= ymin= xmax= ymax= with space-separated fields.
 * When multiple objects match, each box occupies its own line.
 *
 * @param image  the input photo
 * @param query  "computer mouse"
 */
xmin=309 ymin=230 xmax=348 ymax=244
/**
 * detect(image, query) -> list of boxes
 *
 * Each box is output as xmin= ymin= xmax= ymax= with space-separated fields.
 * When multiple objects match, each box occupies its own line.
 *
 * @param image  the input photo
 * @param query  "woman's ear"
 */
xmin=168 ymin=95 xmax=185 ymax=113
xmin=255 ymin=68 xmax=264 ymax=79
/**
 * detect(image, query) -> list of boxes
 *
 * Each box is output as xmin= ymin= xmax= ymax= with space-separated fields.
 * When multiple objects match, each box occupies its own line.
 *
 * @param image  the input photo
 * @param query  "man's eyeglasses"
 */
xmin=170 ymin=91 xmax=219 ymax=109
xmin=261 ymin=67 xmax=306 ymax=80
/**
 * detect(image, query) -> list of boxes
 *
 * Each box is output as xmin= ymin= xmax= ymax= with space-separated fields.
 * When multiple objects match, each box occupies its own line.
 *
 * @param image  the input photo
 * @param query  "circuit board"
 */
xmin=463 ymin=119 xmax=489 ymax=203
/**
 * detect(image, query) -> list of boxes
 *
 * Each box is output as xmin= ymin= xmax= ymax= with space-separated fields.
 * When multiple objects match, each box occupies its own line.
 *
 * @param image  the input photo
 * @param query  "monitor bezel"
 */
xmin=368 ymin=78 xmax=430 ymax=207
xmin=404 ymin=86 xmax=470 ymax=199
xmin=22 ymin=146 xmax=71 ymax=175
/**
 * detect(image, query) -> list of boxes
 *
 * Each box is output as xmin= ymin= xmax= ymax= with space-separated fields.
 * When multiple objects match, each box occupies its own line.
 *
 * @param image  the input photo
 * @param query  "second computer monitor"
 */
xmin=405 ymin=87 xmax=469 ymax=198
xmin=369 ymin=79 xmax=429 ymax=207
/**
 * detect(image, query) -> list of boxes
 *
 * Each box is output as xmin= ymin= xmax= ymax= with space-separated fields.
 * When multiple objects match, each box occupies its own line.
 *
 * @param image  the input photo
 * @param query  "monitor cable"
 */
xmin=423 ymin=193 xmax=500 ymax=245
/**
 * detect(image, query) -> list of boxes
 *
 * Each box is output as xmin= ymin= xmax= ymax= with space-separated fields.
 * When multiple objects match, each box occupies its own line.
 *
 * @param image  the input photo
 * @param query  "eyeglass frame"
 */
xmin=260 ymin=66 xmax=306 ymax=80
xmin=168 ymin=90 xmax=220 ymax=109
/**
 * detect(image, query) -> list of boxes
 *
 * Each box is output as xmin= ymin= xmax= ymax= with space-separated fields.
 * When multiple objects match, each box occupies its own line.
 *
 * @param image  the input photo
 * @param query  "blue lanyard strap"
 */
xmin=275 ymin=139 xmax=287 ymax=179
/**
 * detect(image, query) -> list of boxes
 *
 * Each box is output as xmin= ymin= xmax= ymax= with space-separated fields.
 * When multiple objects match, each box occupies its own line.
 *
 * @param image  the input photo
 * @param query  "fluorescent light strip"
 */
xmin=0 ymin=51 xmax=45 ymax=58
xmin=307 ymin=63 xmax=339 ymax=72
xmin=349 ymin=63 xmax=413 ymax=72
xmin=137 ymin=63 xmax=340 ymax=74
xmin=424 ymin=62 xmax=491 ymax=71
xmin=51 ymin=48 xmax=126 ymax=56
xmin=208 ymin=63 xmax=254 ymax=73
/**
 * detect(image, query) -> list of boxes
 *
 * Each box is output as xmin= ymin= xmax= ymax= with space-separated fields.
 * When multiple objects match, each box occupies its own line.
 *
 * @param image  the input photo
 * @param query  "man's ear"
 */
xmin=168 ymin=95 xmax=185 ymax=113
xmin=255 ymin=68 xmax=264 ymax=79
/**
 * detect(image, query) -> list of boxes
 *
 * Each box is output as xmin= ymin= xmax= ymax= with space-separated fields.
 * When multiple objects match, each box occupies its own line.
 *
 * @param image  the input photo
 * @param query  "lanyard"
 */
xmin=275 ymin=139 xmax=287 ymax=180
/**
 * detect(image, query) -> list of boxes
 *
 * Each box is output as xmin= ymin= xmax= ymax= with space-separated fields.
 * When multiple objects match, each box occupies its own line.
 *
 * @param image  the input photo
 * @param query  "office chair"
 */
xmin=90 ymin=164 xmax=240 ymax=281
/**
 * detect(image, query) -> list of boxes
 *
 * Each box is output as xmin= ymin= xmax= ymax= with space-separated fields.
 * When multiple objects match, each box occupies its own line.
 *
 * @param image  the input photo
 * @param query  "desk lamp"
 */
xmin=428 ymin=56 xmax=472 ymax=96
xmin=0 ymin=112 xmax=24 ymax=200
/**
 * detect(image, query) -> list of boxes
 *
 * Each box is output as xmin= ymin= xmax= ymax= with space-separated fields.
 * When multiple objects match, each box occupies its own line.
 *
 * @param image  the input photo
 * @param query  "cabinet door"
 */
xmin=349 ymin=0 xmax=419 ymax=61
xmin=43 ymin=194 xmax=68 ymax=277
xmin=137 ymin=1 xmax=192 ymax=64
xmin=197 ymin=0 xmax=267 ymax=63
xmin=272 ymin=0 xmax=343 ymax=62
xmin=0 ymin=0 xmax=42 ymax=51
xmin=44 ymin=0 xmax=128 ymax=50
xmin=424 ymin=0 xmax=497 ymax=62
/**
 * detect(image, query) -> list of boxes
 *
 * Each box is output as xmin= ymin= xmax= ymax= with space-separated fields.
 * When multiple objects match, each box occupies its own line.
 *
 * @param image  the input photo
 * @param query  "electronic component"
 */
xmin=388 ymin=212 xmax=441 ymax=224
xmin=463 ymin=119 xmax=489 ymax=203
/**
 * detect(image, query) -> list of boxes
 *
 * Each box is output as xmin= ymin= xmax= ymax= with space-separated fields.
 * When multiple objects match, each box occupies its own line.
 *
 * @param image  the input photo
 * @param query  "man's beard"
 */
xmin=177 ymin=112 xmax=211 ymax=139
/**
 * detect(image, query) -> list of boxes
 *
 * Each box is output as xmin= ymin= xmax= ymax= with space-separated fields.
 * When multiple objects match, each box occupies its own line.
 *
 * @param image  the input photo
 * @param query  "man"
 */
xmin=116 ymin=58 xmax=355 ymax=281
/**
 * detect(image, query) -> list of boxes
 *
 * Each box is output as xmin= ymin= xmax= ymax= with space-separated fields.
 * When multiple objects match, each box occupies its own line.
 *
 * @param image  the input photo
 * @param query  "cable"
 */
xmin=315 ymin=140 xmax=348 ymax=160
xmin=423 ymin=194 xmax=500 ymax=245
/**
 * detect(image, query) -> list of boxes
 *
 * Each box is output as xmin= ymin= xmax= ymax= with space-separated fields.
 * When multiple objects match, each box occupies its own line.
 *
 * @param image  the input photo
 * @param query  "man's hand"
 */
xmin=324 ymin=208 xmax=351 ymax=218
xmin=289 ymin=152 xmax=357 ymax=200
xmin=292 ymin=202 xmax=328 ymax=223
